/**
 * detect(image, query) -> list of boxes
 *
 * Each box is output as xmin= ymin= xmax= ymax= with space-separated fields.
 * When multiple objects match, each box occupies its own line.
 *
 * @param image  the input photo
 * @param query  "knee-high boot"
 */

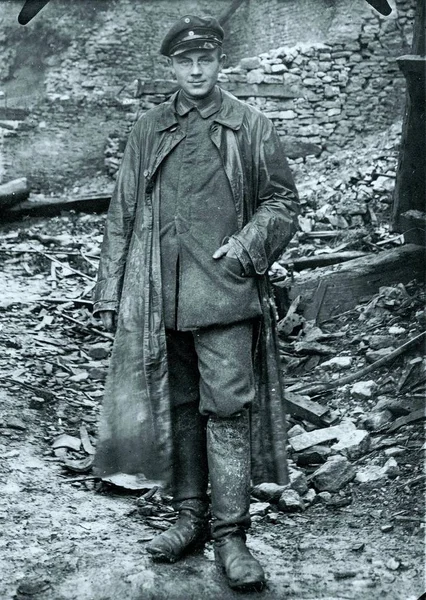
xmin=146 ymin=403 xmax=210 ymax=562
xmin=207 ymin=411 xmax=265 ymax=591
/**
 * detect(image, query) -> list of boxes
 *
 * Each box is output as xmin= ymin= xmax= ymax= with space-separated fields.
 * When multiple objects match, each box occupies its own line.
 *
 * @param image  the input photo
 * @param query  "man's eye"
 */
xmin=200 ymin=59 xmax=212 ymax=65
xmin=178 ymin=60 xmax=191 ymax=66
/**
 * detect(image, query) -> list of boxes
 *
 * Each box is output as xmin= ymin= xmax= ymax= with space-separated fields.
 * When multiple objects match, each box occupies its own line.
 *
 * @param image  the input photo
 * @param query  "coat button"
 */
xmin=144 ymin=170 xmax=150 ymax=178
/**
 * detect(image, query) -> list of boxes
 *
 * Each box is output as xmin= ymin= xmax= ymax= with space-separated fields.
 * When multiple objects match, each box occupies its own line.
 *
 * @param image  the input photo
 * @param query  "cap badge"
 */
xmin=184 ymin=17 xmax=190 ymax=23
xmin=188 ymin=30 xmax=194 ymax=36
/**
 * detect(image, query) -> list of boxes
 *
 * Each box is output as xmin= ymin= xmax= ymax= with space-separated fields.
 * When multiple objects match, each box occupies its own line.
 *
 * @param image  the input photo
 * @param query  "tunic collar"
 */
xmin=175 ymin=86 xmax=222 ymax=119
xmin=156 ymin=88 xmax=245 ymax=132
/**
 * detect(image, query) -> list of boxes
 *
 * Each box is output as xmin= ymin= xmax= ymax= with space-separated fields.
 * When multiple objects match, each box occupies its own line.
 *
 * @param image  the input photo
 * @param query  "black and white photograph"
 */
xmin=0 ymin=0 xmax=424 ymax=598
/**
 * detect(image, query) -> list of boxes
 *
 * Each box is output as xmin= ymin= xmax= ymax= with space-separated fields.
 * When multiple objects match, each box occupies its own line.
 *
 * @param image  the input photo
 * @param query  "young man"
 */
xmin=93 ymin=16 xmax=299 ymax=592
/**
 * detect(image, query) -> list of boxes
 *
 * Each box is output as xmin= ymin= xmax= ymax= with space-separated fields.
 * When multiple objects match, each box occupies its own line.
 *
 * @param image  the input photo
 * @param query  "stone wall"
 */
xmin=0 ymin=0 xmax=416 ymax=192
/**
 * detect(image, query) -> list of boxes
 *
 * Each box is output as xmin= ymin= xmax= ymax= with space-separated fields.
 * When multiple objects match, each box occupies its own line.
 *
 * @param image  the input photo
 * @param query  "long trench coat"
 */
xmin=93 ymin=88 xmax=300 ymax=486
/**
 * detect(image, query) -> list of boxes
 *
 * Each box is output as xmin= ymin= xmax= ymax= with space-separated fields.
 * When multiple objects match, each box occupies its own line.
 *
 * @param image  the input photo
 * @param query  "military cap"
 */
xmin=160 ymin=15 xmax=224 ymax=57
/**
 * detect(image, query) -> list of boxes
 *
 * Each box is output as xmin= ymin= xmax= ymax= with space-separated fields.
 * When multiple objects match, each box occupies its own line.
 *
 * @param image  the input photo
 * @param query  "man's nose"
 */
xmin=191 ymin=62 xmax=202 ymax=76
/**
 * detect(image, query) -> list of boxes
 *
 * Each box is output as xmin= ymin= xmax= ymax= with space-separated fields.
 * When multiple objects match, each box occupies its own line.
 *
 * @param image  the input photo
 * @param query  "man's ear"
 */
xmin=219 ymin=53 xmax=227 ymax=69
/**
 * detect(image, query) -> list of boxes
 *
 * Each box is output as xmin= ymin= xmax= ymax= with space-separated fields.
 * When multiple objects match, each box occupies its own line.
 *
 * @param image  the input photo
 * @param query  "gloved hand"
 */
xmin=99 ymin=310 xmax=116 ymax=332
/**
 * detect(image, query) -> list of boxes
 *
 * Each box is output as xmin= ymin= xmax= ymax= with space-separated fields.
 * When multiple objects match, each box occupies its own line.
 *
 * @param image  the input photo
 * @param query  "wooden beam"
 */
xmin=273 ymin=244 xmax=426 ymax=323
xmin=218 ymin=0 xmax=247 ymax=25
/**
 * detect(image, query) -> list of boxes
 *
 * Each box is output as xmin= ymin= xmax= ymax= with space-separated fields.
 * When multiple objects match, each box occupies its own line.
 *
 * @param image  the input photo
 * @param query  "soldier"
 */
xmin=94 ymin=15 xmax=299 ymax=591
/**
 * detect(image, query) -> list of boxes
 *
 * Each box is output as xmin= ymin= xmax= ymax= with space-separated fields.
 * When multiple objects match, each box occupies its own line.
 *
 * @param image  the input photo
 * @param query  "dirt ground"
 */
xmin=0 ymin=212 xmax=424 ymax=600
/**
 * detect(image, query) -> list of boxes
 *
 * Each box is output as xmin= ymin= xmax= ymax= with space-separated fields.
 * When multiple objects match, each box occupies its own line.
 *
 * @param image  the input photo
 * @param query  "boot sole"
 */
xmin=214 ymin=549 xmax=266 ymax=592
xmin=147 ymin=535 xmax=209 ymax=563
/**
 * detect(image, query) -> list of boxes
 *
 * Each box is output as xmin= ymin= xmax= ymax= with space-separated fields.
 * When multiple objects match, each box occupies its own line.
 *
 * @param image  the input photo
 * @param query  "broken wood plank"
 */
xmin=282 ymin=251 xmax=368 ymax=271
xmin=284 ymin=391 xmax=330 ymax=426
xmin=273 ymin=244 xmax=426 ymax=322
xmin=0 ymin=177 xmax=30 ymax=209
xmin=387 ymin=408 xmax=426 ymax=433
xmin=2 ymin=193 xmax=111 ymax=221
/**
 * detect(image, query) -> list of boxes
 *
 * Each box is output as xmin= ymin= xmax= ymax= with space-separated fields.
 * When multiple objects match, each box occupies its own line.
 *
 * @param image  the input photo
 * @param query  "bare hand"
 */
xmin=99 ymin=310 xmax=116 ymax=332
xmin=212 ymin=242 xmax=238 ymax=260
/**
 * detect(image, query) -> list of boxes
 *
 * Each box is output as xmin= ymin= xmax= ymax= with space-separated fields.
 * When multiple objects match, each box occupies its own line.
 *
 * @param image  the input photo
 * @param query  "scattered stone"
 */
xmin=287 ymin=424 xmax=306 ymax=439
xmin=362 ymin=409 xmax=394 ymax=431
xmin=320 ymin=356 xmax=352 ymax=370
xmin=87 ymin=344 xmax=110 ymax=360
xmin=296 ymin=444 xmax=331 ymax=466
xmin=365 ymin=347 xmax=395 ymax=363
xmin=247 ymin=69 xmax=264 ymax=84
xmin=303 ymin=488 xmax=317 ymax=505
xmin=384 ymin=447 xmax=405 ymax=457
xmin=381 ymin=524 xmax=394 ymax=533
xmin=277 ymin=488 xmax=305 ymax=512
xmin=333 ymin=570 xmax=358 ymax=580
xmin=289 ymin=466 xmax=309 ymax=495
xmin=331 ymin=428 xmax=370 ymax=459
xmin=351 ymin=380 xmax=377 ymax=400
xmin=386 ymin=558 xmax=400 ymax=571
xmin=289 ymin=420 xmax=356 ymax=452
xmin=318 ymin=491 xmax=332 ymax=503
xmin=266 ymin=512 xmax=280 ymax=524
xmin=311 ymin=456 xmax=356 ymax=492
xmin=372 ymin=397 xmax=409 ymax=416
xmin=5 ymin=418 xmax=27 ymax=431
xmin=16 ymin=578 xmax=51 ymax=596
xmin=367 ymin=334 xmax=395 ymax=350
xmin=88 ymin=367 xmax=107 ymax=381
xmin=249 ymin=502 xmax=270 ymax=517
xmin=383 ymin=457 xmax=400 ymax=478
xmin=252 ymin=482 xmax=286 ymax=502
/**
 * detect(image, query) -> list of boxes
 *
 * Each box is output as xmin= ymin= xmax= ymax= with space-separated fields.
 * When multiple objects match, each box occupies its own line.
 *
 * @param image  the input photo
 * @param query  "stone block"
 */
xmin=247 ymin=69 xmax=265 ymax=84
xmin=271 ymin=64 xmax=287 ymax=74
xmin=320 ymin=356 xmax=352 ymax=370
xmin=331 ymin=429 xmax=370 ymax=460
xmin=289 ymin=466 xmax=309 ymax=495
xmin=249 ymin=502 xmax=270 ymax=517
xmin=362 ymin=409 xmax=394 ymax=431
xmin=351 ymin=380 xmax=377 ymax=400
xmin=277 ymin=489 xmax=305 ymax=512
xmin=296 ymin=445 xmax=331 ymax=466
xmin=240 ymin=56 xmax=262 ymax=70
xmin=251 ymin=482 xmax=286 ymax=502
xmin=311 ymin=456 xmax=356 ymax=492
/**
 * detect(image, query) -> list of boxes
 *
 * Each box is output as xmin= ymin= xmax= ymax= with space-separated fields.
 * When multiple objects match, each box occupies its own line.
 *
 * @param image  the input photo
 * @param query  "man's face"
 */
xmin=170 ymin=49 xmax=226 ymax=99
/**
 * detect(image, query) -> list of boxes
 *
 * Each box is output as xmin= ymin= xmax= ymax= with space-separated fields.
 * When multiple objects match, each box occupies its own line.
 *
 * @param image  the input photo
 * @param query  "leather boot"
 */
xmin=146 ymin=404 xmax=209 ymax=562
xmin=146 ymin=498 xmax=210 ymax=562
xmin=207 ymin=411 xmax=265 ymax=591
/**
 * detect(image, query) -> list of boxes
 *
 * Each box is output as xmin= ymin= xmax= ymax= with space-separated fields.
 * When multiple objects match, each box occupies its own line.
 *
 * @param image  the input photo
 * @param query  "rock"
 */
xmin=384 ymin=446 xmax=405 ymax=457
xmin=367 ymin=334 xmax=395 ymax=350
xmin=88 ymin=367 xmax=107 ymax=381
xmin=287 ymin=424 xmax=306 ymax=439
xmin=277 ymin=110 xmax=297 ymax=120
xmin=381 ymin=524 xmax=394 ymax=533
xmin=5 ymin=418 xmax=27 ymax=431
xmin=289 ymin=466 xmax=308 ymax=495
xmin=383 ymin=457 xmax=400 ymax=478
xmin=240 ymin=56 xmax=261 ymax=70
xmin=312 ymin=456 xmax=356 ymax=492
xmin=303 ymin=488 xmax=317 ymax=505
xmin=296 ymin=445 xmax=331 ymax=466
xmin=355 ymin=465 xmax=385 ymax=484
xmin=372 ymin=397 xmax=409 ymax=417
xmin=386 ymin=558 xmax=400 ymax=571
xmin=277 ymin=489 xmax=305 ymax=512
xmin=365 ymin=348 xmax=395 ymax=363
xmin=249 ymin=502 xmax=270 ymax=517
xmin=247 ymin=69 xmax=265 ymax=84
xmin=351 ymin=380 xmax=377 ymax=400
xmin=331 ymin=429 xmax=370 ymax=459
xmin=320 ymin=356 xmax=352 ymax=370
xmin=252 ymin=482 xmax=286 ymax=502
xmin=318 ymin=491 xmax=332 ymax=503
xmin=289 ymin=420 xmax=356 ymax=452
xmin=271 ymin=63 xmax=287 ymax=73
xmin=362 ymin=409 xmax=394 ymax=431
xmin=87 ymin=344 xmax=110 ymax=360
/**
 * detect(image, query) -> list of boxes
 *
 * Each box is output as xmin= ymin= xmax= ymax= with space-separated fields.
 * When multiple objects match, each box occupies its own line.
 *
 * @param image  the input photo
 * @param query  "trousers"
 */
xmin=165 ymin=320 xmax=255 ymax=418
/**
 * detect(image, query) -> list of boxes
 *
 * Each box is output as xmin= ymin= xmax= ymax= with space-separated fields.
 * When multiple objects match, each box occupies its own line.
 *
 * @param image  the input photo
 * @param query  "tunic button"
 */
xmin=144 ymin=170 xmax=149 ymax=178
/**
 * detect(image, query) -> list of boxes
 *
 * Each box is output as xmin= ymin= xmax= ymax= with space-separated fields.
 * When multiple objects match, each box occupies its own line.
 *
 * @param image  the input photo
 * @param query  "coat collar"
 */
xmin=155 ymin=87 xmax=245 ymax=132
